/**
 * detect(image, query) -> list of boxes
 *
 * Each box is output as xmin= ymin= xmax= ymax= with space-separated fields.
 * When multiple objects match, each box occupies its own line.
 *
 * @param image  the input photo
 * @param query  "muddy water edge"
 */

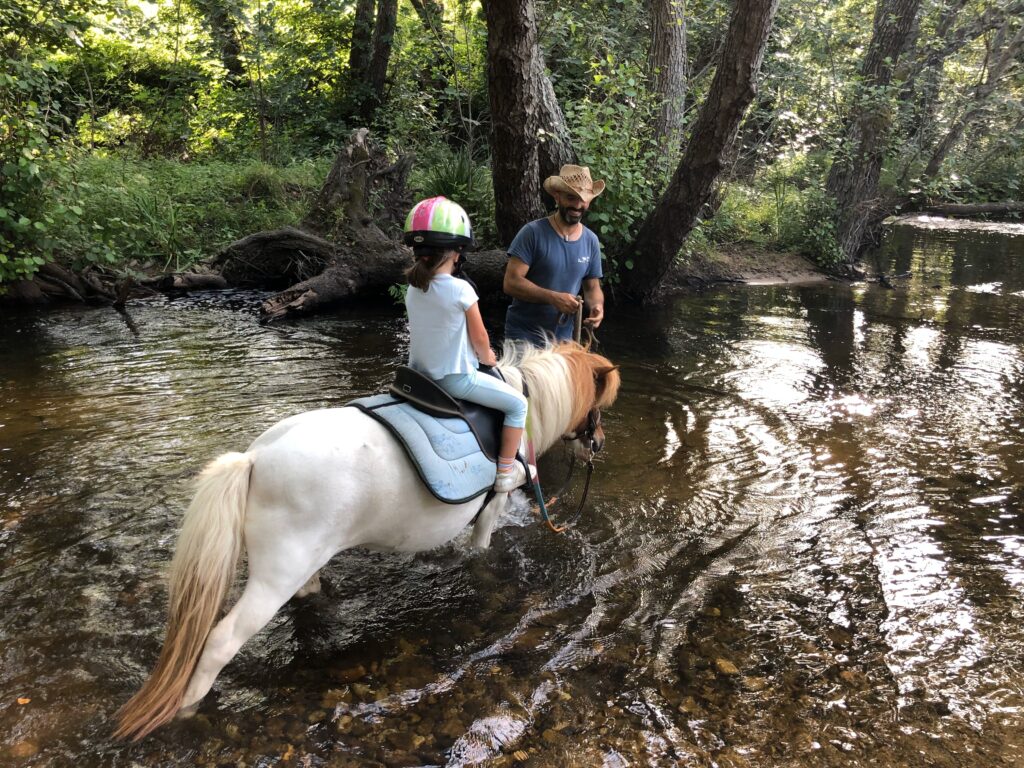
xmin=2 ymin=216 xmax=1024 ymax=766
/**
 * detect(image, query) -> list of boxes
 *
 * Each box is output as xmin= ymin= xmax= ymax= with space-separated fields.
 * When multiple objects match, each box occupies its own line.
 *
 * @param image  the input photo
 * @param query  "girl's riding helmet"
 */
xmin=403 ymin=196 xmax=475 ymax=251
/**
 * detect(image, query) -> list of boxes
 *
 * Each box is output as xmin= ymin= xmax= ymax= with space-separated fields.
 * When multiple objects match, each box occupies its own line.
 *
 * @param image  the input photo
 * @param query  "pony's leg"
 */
xmin=180 ymin=545 xmax=327 ymax=712
xmin=178 ymin=578 xmax=296 ymax=711
xmin=470 ymin=492 xmax=507 ymax=550
xmin=294 ymin=570 xmax=321 ymax=598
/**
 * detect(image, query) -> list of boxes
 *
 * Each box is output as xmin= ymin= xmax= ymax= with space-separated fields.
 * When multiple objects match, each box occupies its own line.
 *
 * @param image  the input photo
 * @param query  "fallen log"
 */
xmin=151 ymin=273 xmax=229 ymax=292
xmin=919 ymin=202 xmax=1024 ymax=218
xmin=256 ymin=246 xmax=509 ymax=323
xmin=212 ymin=128 xmax=512 ymax=322
xmin=0 ymin=263 xmax=120 ymax=306
xmin=213 ymin=226 xmax=336 ymax=288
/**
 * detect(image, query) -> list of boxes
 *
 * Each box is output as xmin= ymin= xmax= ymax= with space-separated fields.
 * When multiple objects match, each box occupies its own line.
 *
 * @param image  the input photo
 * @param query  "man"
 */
xmin=503 ymin=165 xmax=606 ymax=346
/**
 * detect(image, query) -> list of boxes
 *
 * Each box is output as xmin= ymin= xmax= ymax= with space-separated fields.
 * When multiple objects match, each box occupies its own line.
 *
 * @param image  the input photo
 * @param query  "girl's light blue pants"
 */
xmin=438 ymin=371 xmax=528 ymax=428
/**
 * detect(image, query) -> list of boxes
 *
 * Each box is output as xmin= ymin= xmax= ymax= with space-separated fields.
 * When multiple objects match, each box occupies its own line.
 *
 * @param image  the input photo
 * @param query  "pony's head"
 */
xmin=556 ymin=342 xmax=620 ymax=461
xmin=499 ymin=340 xmax=620 ymax=461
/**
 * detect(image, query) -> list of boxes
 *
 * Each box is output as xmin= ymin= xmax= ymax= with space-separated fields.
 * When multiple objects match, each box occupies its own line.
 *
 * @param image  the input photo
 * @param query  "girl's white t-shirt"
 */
xmin=406 ymin=273 xmax=480 ymax=379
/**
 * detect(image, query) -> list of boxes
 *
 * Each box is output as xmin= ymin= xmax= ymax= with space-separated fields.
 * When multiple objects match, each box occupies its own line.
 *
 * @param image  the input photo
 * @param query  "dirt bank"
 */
xmin=674 ymin=243 xmax=830 ymax=287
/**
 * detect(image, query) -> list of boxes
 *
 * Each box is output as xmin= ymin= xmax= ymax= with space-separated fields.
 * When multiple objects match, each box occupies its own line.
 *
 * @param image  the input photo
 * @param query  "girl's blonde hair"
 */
xmin=405 ymin=247 xmax=454 ymax=291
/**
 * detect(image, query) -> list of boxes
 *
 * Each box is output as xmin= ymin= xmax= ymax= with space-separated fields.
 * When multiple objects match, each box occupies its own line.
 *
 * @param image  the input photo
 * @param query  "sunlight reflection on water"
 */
xmin=2 ymin=220 xmax=1024 ymax=765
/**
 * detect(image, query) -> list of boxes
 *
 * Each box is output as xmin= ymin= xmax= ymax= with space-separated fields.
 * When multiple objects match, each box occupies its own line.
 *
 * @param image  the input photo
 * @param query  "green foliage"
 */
xmin=55 ymin=30 xmax=208 ymax=156
xmin=411 ymin=146 xmax=495 ymax=247
xmin=0 ymin=53 xmax=83 ymax=283
xmin=565 ymin=56 xmax=662 ymax=276
xmin=384 ymin=0 xmax=490 ymax=160
xmin=388 ymin=283 xmax=408 ymax=304
xmin=2 ymin=0 xmax=1022 ymax=292
xmin=797 ymin=188 xmax=843 ymax=268
xmin=42 ymin=154 xmax=322 ymax=275
xmin=684 ymin=174 xmax=841 ymax=268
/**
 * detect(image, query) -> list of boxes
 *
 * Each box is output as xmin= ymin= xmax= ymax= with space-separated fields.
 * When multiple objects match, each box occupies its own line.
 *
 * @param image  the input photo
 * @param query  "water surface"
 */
xmin=2 ymin=219 xmax=1024 ymax=766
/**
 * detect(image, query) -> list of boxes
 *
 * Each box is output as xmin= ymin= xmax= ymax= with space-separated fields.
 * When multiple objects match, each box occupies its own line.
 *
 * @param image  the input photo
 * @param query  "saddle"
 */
xmin=345 ymin=367 xmax=506 ymax=504
xmin=389 ymin=366 xmax=504 ymax=460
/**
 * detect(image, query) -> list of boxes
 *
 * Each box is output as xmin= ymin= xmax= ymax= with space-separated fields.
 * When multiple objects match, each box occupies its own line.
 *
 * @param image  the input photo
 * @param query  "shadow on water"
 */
xmin=2 ymin=219 xmax=1024 ymax=765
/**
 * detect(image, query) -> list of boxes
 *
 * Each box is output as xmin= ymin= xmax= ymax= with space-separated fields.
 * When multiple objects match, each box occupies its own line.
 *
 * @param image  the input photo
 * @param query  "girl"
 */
xmin=403 ymin=196 xmax=528 ymax=493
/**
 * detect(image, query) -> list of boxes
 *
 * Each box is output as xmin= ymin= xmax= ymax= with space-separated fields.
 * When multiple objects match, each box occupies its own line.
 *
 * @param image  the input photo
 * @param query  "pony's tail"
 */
xmin=114 ymin=452 xmax=253 ymax=741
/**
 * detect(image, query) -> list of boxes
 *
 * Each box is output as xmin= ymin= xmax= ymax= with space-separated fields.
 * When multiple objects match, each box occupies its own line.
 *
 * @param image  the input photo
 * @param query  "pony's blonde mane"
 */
xmin=496 ymin=340 xmax=620 ymax=453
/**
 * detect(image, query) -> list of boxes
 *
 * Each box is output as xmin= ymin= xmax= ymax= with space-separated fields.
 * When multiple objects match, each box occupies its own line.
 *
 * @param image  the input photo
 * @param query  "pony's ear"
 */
xmin=593 ymin=365 xmax=621 ymax=407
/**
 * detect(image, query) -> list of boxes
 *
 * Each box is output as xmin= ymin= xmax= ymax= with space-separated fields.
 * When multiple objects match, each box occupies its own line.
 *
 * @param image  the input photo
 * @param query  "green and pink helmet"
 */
xmin=403 ymin=196 xmax=475 ymax=251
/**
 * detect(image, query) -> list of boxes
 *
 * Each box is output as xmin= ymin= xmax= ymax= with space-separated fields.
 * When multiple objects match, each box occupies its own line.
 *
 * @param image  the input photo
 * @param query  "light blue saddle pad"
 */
xmin=347 ymin=394 xmax=496 ymax=504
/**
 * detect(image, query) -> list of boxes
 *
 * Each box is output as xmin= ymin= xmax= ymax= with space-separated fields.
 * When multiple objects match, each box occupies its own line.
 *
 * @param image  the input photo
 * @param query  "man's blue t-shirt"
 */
xmin=504 ymin=218 xmax=603 ymax=345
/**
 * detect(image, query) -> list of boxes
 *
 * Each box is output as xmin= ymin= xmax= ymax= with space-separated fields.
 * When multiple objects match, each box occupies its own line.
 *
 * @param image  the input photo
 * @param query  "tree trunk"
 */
xmin=409 ymin=0 xmax=444 ymax=31
xmin=192 ymin=0 xmax=247 ymax=84
xmin=621 ymin=0 xmax=779 ymax=302
xmin=918 ymin=201 xmax=1024 ymax=217
xmin=825 ymin=0 xmax=923 ymax=264
xmin=363 ymin=0 xmax=398 ymax=120
xmin=347 ymin=0 xmax=396 ymax=122
xmin=535 ymin=59 xmax=575 ymax=184
xmin=648 ymin=0 xmax=688 ymax=157
xmin=349 ymin=0 xmax=375 ymax=79
xmin=484 ymin=0 xmax=546 ymax=245
xmin=898 ymin=0 xmax=968 ymax=140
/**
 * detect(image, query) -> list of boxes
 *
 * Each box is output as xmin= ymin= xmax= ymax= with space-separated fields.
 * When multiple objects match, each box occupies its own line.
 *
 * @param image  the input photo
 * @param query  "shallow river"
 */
xmin=3 ymin=216 xmax=1024 ymax=767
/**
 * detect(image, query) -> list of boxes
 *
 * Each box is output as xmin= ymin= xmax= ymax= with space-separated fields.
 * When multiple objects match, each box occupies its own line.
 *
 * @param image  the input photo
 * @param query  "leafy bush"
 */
xmin=683 ymin=174 xmax=833 ymax=263
xmin=797 ymin=188 xmax=843 ymax=268
xmin=412 ymin=146 xmax=496 ymax=247
xmin=0 ymin=56 xmax=82 ymax=284
xmin=565 ymin=57 xmax=662 ymax=277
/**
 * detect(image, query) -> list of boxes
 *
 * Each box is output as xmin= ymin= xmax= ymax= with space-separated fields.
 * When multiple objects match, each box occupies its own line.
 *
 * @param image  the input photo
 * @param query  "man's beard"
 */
xmin=558 ymin=205 xmax=584 ymax=225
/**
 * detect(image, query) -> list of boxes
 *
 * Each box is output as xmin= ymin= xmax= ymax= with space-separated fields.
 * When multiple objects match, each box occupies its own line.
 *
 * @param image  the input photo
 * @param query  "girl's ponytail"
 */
xmin=405 ymin=247 xmax=452 ymax=291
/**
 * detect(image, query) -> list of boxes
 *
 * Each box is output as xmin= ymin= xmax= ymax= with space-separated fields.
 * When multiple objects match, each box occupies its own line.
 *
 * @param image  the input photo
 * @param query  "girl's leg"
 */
xmin=438 ymin=372 xmax=528 ymax=435
xmin=439 ymin=372 xmax=528 ymax=486
xmin=499 ymin=426 xmax=525 ymax=463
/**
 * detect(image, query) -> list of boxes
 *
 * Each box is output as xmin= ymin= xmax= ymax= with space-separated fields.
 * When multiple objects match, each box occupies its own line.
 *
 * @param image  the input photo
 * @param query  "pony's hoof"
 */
xmin=295 ymin=572 xmax=322 ymax=598
xmin=175 ymin=702 xmax=200 ymax=721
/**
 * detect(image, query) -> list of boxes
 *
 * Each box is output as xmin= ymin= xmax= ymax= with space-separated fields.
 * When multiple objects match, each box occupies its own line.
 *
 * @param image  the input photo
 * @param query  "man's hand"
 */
xmin=551 ymin=292 xmax=581 ymax=315
xmin=583 ymin=303 xmax=604 ymax=328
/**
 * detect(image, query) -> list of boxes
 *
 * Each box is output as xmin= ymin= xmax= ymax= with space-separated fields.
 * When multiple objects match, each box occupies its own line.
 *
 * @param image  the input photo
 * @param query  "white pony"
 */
xmin=115 ymin=341 xmax=620 ymax=740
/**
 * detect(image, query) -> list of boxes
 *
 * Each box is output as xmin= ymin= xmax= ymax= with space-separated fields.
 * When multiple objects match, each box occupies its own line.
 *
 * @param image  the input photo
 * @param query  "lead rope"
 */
xmin=521 ymin=404 xmax=595 ymax=534
xmin=573 ymin=295 xmax=583 ymax=344
xmin=521 ymin=405 xmax=567 ymax=533
xmin=514 ymin=358 xmax=594 ymax=534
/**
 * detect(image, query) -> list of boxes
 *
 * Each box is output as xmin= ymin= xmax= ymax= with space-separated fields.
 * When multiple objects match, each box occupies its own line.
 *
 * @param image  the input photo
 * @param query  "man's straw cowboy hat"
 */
xmin=543 ymin=164 xmax=606 ymax=203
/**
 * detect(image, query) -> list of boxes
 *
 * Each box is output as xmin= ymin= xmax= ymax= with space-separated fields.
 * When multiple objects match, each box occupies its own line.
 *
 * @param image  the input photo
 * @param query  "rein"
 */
xmin=526 ymin=453 xmax=594 ymax=534
xmin=500 ymin=343 xmax=604 ymax=534
xmin=522 ymin=407 xmax=600 ymax=534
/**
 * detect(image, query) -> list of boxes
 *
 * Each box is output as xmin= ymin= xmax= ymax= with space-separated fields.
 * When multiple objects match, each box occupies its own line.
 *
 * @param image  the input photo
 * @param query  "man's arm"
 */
xmin=582 ymin=277 xmax=604 ymax=328
xmin=503 ymin=256 xmax=581 ymax=315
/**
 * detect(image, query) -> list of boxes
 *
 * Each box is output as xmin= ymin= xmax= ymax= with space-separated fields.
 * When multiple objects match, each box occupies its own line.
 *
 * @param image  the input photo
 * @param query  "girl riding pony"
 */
xmin=403 ymin=196 xmax=528 ymax=492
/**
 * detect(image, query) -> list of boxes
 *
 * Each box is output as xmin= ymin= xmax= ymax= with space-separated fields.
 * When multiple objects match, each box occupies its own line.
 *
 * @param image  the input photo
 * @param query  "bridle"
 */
xmin=563 ymin=407 xmax=602 ymax=455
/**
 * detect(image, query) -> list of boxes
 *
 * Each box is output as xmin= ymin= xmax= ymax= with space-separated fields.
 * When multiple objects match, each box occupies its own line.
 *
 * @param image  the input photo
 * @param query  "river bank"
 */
xmin=674 ymin=243 xmax=829 ymax=287
xmin=0 ymin=240 xmax=831 ymax=314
